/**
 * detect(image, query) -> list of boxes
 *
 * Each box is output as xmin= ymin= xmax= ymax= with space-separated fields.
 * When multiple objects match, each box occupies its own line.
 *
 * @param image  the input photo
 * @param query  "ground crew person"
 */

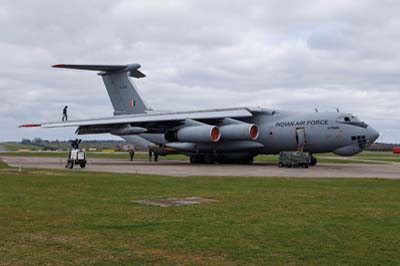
xmin=62 ymin=106 xmax=68 ymax=121
xmin=148 ymin=149 xmax=159 ymax=162
xmin=128 ymin=147 xmax=135 ymax=161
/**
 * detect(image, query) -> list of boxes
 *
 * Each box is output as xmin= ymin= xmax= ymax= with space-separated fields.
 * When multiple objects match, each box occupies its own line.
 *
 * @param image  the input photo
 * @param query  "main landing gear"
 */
xmin=190 ymin=154 xmax=215 ymax=164
xmin=189 ymin=154 xmax=254 ymax=164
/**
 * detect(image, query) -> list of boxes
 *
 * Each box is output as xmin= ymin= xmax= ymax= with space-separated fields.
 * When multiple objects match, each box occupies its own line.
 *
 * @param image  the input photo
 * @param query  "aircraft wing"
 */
xmin=20 ymin=107 xmax=254 ymax=134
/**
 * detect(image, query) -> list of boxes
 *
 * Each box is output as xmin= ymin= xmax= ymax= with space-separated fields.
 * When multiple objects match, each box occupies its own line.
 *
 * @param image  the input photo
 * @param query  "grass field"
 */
xmin=0 ymin=160 xmax=399 ymax=265
xmin=0 ymin=151 xmax=189 ymax=160
xmin=1 ymin=143 xmax=43 ymax=151
xmin=317 ymin=151 xmax=400 ymax=162
xmin=0 ymin=141 xmax=124 ymax=152
xmin=0 ymin=158 xmax=9 ymax=169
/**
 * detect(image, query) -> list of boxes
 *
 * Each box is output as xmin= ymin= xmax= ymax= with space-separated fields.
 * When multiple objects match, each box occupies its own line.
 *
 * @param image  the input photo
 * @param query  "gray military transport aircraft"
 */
xmin=20 ymin=63 xmax=379 ymax=165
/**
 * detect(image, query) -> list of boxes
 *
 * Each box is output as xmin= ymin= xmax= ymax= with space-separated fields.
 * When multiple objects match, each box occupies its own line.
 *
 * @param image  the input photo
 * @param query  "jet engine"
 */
xmin=165 ymin=125 xmax=221 ymax=143
xmin=219 ymin=124 xmax=258 ymax=140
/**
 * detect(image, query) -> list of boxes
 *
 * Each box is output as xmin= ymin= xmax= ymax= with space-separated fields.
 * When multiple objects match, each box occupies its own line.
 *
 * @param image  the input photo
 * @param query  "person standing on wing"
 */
xmin=62 ymin=105 xmax=68 ymax=121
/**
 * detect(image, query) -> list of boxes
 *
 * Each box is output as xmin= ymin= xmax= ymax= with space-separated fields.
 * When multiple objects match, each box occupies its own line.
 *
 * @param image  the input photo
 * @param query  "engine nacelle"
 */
xmin=165 ymin=126 xmax=221 ymax=143
xmin=110 ymin=126 xmax=147 ymax=135
xmin=219 ymin=124 xmax=258 ymax=140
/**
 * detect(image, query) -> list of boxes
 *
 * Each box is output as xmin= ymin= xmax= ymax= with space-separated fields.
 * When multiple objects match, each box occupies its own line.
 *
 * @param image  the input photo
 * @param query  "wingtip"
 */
xmin=19 ymin=123 xmax=41 ymax=128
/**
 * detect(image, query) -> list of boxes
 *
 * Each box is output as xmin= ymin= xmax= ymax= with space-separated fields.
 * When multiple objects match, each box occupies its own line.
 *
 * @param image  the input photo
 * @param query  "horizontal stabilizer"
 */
xmin=52 ymin=64 xmax=145 ymax=78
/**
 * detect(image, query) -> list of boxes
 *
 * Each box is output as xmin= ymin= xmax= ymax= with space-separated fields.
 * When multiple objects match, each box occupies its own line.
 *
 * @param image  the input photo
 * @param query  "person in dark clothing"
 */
xmin=70 ymin=139 xmax=81 ymax=149
xmin=62 ymin=106 xmax=68 ymax=121
xmin=148 ymin=149 xmax=159 ymax=162
xmin=128 ymin=148 xmax=135 ymax=161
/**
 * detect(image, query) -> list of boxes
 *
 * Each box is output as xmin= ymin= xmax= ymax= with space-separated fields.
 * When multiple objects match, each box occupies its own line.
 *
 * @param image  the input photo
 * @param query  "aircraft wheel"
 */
xmin=278 ymin=163 xmax=283 ymax=168
xmin=310 ymin=156 xmax=317 ymax=166
xmin=190 ymin=155 xmax=204 ymax=164
xmin=203 ymin=155 xmax=215 ymax=164
xmin=67 ymin=160 xmax=74 ymax=169
xmin=80 ymin=162 xmax=86 ymax=168
xmin=216 ymin=157 xmax=226 ymax=164
xmin=236 ymin=155 xmax=253 ymax=164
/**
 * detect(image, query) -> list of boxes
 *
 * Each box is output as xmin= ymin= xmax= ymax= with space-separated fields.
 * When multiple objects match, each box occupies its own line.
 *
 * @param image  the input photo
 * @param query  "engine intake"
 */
xmin=165 ymin=126 xmax=221 ymax=143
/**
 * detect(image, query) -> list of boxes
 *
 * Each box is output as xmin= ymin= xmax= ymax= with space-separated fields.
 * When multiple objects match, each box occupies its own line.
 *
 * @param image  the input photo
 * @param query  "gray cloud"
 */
xmin=0 ymin=0 xmax=399 ymax=142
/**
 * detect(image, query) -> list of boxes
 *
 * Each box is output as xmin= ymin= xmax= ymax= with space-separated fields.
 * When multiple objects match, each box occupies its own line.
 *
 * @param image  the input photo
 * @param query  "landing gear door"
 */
xmin=296 ymin=128 xmax=306 ymax=151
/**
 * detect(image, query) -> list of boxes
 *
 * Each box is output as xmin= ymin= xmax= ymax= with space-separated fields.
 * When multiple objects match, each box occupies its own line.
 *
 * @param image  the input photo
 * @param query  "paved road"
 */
xmin=2 ymin=156 xmax=400 ymax=179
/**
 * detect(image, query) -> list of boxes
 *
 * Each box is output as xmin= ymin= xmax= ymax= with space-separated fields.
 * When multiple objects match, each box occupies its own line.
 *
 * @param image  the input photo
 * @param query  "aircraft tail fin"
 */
xmin=53 ymin=64 xmax=149 ymax=115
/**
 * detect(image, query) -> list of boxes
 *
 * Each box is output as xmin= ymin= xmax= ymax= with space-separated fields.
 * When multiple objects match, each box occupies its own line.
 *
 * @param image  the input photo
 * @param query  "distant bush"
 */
xmin=21 ymin=138 xmax=31 ymax=144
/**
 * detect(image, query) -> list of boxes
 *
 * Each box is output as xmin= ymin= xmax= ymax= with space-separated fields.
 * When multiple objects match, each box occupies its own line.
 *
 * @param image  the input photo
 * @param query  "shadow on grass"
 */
xmin=87 ymin=222 xmax=163 ymax=231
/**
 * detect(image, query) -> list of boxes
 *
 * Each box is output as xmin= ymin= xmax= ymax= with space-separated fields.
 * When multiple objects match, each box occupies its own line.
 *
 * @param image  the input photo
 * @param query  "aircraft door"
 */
xmin=295 ymin=128 xmax=306 ymax=151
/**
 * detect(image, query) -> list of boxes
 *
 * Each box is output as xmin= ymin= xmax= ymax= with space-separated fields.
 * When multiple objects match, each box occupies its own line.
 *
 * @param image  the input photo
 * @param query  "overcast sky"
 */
xmin=1 ymin=0 xmax=399 ymax=142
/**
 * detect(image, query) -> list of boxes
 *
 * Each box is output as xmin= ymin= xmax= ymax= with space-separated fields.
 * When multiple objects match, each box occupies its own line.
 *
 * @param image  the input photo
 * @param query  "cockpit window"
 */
xmin=337 ymin=116 xmax=349 ymax=123
xmin=337 ymin=114 xmax=368 ymax=128
xmin=337 ymin=114 xmax=361 ymax=123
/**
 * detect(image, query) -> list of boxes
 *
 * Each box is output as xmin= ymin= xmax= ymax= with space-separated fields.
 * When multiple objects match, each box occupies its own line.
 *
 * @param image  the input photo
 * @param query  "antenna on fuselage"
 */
xmin=315 ymin=108 xmax=318 ymax=112
xmin=336 ymin=108 xmax=340 ymax=112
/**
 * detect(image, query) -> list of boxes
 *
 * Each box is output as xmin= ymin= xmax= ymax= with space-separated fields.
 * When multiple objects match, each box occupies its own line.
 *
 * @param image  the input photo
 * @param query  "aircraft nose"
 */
xmin=367 ymin=126 xmax=379 ymax=143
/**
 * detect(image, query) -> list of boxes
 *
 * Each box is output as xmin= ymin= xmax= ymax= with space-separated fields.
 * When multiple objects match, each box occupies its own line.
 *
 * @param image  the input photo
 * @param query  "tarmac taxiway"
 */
xmin=1 ymin=156 xmax=400 ymax=179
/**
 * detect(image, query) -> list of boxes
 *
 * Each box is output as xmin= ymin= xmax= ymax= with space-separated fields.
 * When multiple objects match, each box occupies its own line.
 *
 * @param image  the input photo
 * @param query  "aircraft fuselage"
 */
xmin=122 ymin=110 xmax=379 ymax=159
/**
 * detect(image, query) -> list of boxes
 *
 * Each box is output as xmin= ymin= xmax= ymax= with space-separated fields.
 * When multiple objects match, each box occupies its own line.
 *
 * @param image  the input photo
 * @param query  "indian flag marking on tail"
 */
xmin=130 ymin=99 xmax=136 ymax=108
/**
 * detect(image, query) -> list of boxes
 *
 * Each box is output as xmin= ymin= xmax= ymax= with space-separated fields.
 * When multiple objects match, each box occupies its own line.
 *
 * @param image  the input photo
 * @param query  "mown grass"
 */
xmin=320 ymin=151 xmax=399 ymax=159
xmin=1 ymin=142 xmax=123 ymax=152
xmin=0 ymin=166 xmax=399 ymax=265
xmin=0 ymin=158 xmax=9 ymax=169
xmin=316 ymin=152 xmax=399 ymax=163
xmin=352 ymin=151 xmax=400 ymax=162
xmin=354 ymin=151 xmax=397 ymax=157
xmin=1 ymin=143 xmax=42 ymax=151
xmin=0 ymin=151 xmax=189 ymax=160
